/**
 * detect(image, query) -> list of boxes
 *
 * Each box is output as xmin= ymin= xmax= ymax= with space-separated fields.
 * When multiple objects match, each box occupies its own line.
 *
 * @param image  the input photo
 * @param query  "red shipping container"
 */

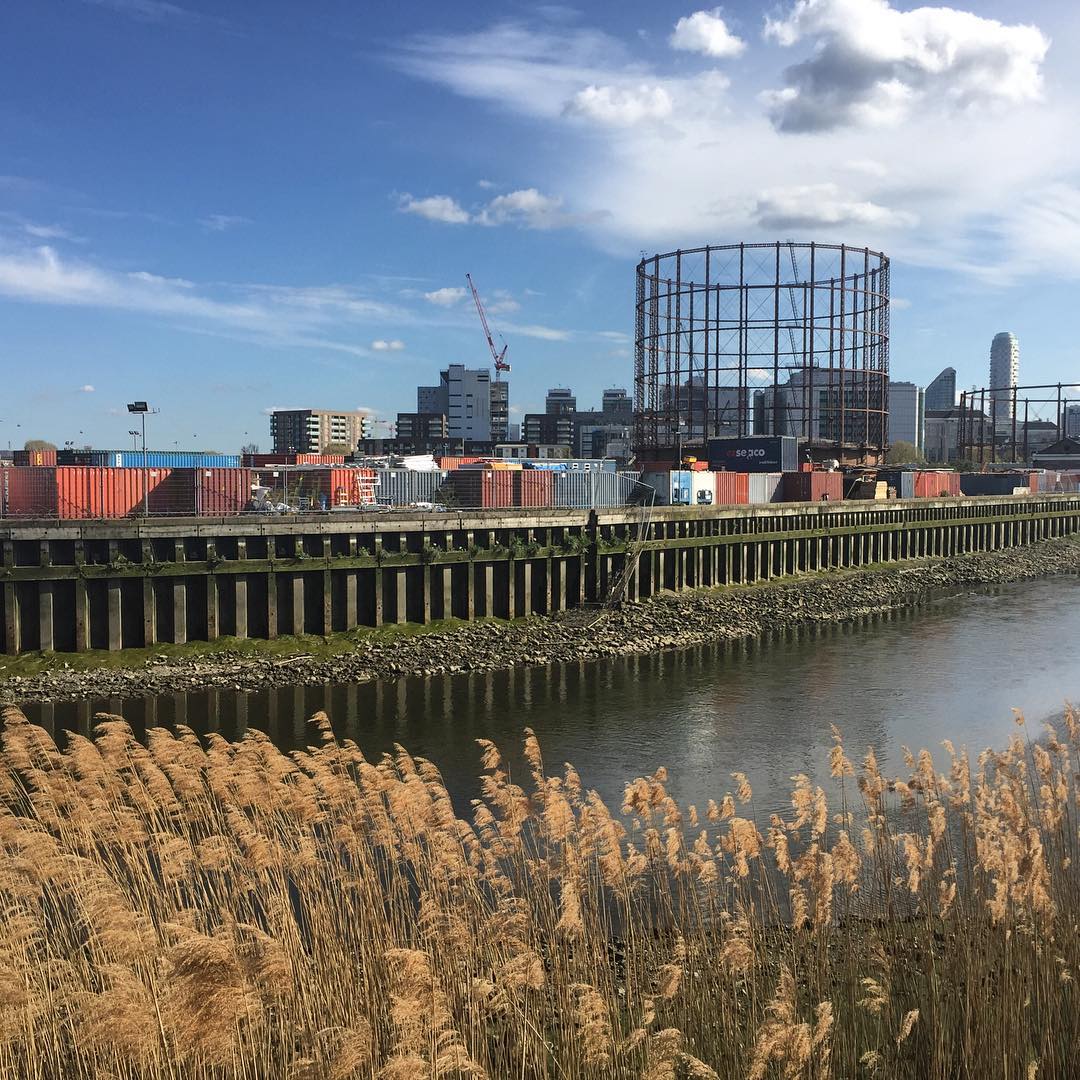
xmin=913 ymin=471 xmax=960 ymax=498
xmin=1028 ymin=472 xmax=1040 ymax=493
xmin=2 ymin=466 xmax=58 ymax=516
xmin=714 ymin=471 xmax=749 ymax=505
xmin=782 ymin=471 xmax=843 ymax=502
xmin=196 ymin=468 xmax=254 ymax=515
xmin=12 ymin=449 xmax=58 ymax=467
xmin=448 ymin=470 xmax=514 ymax=508
xmin=53 ymin=466 xmax=184 ymax=518
xmin=514 ymin=470 xmax=554 ymax=507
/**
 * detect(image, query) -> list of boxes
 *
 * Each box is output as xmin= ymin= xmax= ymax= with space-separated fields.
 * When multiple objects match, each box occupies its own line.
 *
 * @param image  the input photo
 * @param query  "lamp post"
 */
xmin=127 ymin=402 xmax=152 ymax=516
xmin=127 ymin=429 xmax=139 ymax=453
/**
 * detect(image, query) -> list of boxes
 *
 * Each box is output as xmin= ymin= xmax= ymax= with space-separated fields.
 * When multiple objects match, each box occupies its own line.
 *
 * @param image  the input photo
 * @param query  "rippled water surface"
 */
xmin=23 ymin=577 xmax=1080 ymax=820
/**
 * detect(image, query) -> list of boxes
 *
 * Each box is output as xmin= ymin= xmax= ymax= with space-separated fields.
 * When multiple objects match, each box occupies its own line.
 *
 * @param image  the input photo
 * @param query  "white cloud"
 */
xmin=79 ymin=384 xmax=95 ymax=393
xmin=81 ymin=0 xmax=211 ymax=22
xmin=0 ymin=245 xmax=415 ymax=358
xmin=399 ymin=193 xmax=471 ymax=224
xmin=23 ymin=223 xmax=80 ymax=241
xmin=670 ymin=9 xmax=746 ymax=59
xmin=501 ymin=321 xmax=571 ymax=342
xmin=394 ymin=12 xmax=1077 ymax=286
xmin=763 ymin=0 xmax=1049 ymax=132
xmin=370 ymin=338 xmax=406 ymax=351
xmin=754 ymin=183 xmax=917 ymax=230
xmin=565 ymin=83 xmax=673 ymax=126
xmin=424 ymin=286 xmax=468 ymax=307
xmin=486 ymin=293 xmax=521 ymax=316
xmin=477 ymin=188 xmax=564 ymax=228
xmin=477 ymin=179 xmax=496 ymax=189
xmin=200 ymin=213 xmax=250 ymax=232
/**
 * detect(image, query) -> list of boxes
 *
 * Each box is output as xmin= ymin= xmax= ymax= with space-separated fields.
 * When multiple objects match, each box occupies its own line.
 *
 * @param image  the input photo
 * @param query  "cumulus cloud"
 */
xmin=754 ymin=183 xmax=917 ymax=230
xmin=399 ymin=193 xmax=471 ymax=224
xmin=670 ymin=8 xmax=746 ymax=59
xmin=370 ymin=338 xmax=405 ymax=351
xmin=763 ymin=0 xmax=1049 ymax=133
xmin=477 ymin=188 xmax=565 ymax=228
xmin=565 ymin=83 xmax=674 ymax=126
xmin=79 ymin=384 xmax=95 ymax=393
xmin=424 ymin=286 xmax=468 ymax=306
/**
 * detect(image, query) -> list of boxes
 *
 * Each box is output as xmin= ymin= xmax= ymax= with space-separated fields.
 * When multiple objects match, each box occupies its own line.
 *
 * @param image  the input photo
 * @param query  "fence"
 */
xmin=0 ymin=465 xmax=646 ymax=519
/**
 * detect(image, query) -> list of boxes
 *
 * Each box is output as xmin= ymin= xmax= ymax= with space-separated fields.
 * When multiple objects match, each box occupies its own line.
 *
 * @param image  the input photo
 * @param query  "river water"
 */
xmin=20 ymin=577 xmax=1080 ymax=821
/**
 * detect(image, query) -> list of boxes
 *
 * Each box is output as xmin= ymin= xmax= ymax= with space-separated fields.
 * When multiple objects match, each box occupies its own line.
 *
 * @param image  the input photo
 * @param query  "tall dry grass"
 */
xmin=0 ymin=703 xmax=1077 ymax=1078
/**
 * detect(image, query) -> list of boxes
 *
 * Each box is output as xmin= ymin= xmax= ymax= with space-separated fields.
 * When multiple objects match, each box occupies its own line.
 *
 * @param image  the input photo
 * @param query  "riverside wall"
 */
xmin=2 ymin=495 xmax=1080 ymax=657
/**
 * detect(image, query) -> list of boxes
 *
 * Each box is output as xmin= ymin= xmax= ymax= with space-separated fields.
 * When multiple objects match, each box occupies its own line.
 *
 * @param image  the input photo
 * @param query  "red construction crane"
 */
xmin=466 ymin=273 xmax=511 ymax=379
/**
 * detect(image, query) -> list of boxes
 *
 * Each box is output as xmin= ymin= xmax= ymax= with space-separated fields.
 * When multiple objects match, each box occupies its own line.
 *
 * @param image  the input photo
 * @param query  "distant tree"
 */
xmin=322 ymin=442 xmax=353 ymax=455
xmin=24 ymin=439 xmax=57 ymax=452
xmin=240 ymin=442 xmax=260 ymax=455
xmin=886 ymin=441 xmax=925 ymax=464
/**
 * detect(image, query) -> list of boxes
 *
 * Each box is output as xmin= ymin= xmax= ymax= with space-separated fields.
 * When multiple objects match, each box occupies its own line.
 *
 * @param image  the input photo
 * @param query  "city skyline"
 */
xmin=2 ymin=0 xmax=1080 ymax=450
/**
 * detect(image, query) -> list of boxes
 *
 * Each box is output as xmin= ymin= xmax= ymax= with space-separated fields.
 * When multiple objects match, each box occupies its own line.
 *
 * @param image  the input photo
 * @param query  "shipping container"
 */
xmin=437 ymin=456 xmax=487 ymax=471
xmin=12 ymin=449 xmax=57 ymax=467
xmin=913 ymin=471 xmax=961 ymax=498
xmin=748 ymin=472 xmax=784 ymax=504
xmin=446 ymin=470 xmax=515 ymax=508
xmin=959 ymin=473 xmax=1034 ymax=496
xmin=62 ymin=450 xmax=243 ymax=470
xmin=515 ymin=470 xmax=555 ymax=508
xmin=195 ymin=468 xmax=255 ymax=515
xmin=374 ymin=469 xmax=449 ymax=507
xmin=877 ymin=470 xmax=916 ymax=499
xmin=553 ymin=470 xmax=639 ymax=508
xmin=782 ymin=471 xmax=844 ymax=502
xmin=2 ymin=467 xmax=57 ymax=516
xmin=521 ymin=458 xmax=617 ymax=472
xmin=708 ymin=436 xmax=800 ymax=473
xmin=242 ymin=453 xmax=345 ymax=467
xmin=714 ymin=471 xmax=750 ymax=505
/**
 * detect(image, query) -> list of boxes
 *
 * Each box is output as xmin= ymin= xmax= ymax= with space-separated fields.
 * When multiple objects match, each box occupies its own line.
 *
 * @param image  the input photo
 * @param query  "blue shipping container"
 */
xmin=93 ymin=450 xmax=242 ymax=469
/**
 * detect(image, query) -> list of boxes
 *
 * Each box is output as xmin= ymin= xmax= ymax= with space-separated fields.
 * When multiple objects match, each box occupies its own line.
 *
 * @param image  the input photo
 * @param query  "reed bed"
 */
xmin=0 ymin=702 xmax=1077 ymax=1079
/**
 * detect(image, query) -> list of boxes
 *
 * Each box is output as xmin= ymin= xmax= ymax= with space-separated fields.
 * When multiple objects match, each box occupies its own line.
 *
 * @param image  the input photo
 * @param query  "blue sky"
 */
xmin=1 ymin=0 xmax=1078 ymax=450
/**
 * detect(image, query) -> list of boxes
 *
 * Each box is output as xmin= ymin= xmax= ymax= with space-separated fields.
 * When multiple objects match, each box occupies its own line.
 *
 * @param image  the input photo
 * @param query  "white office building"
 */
xmin=888 ymin=381 xmax=925 ymax=453
xmin=417 ymin=364 xmax=502 ymax=442
xmin=990 ymin=332 xmax=1019 ymax=420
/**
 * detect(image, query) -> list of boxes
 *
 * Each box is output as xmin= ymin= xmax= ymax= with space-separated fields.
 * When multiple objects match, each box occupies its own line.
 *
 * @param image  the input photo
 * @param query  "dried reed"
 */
xmin=0 ymin=702 xmax=1077 ymax=1078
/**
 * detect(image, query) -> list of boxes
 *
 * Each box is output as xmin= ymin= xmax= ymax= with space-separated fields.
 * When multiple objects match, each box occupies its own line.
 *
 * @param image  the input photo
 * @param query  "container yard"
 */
xmin=0 ymin=451 xmax=1071 ymax=520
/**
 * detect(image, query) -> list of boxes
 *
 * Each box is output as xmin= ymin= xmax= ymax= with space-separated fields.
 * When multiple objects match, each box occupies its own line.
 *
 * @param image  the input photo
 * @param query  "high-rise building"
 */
xmin=1066 ymin=403 xmax=1080 ymax=439
xmin=545 ymin=388 xmax=576 ymax=415
xmin=269 ymin=409 xmax=368 ymax=454
xmin=887 ymin=381 xmax=925 ymax=453
xmin=490 ymin=379 xmax=509 ymax=443
xmin=601 ymin=388 xmax=633 ymax=421
xmin=523 ymin=413 xmax=574 ymax=447
xmin=925 ymin=367 xmax=956 ymax=412
xmin=990 ymin=332 xmax=1019 ymax=420
xmin=416 ymin=364 xmax=507 ymax=443
xmin=395 ymin=413 xmax=448 ymax=442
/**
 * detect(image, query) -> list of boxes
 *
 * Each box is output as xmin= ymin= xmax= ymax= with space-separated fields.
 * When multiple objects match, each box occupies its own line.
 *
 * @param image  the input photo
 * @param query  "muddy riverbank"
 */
xmin=3 ymin=536 xmax=1079 ymax=706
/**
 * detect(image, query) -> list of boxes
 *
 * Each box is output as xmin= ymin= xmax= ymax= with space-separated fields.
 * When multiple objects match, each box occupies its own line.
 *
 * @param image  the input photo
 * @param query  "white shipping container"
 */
xmin=748 ymin=472 xmax=784 ymax=504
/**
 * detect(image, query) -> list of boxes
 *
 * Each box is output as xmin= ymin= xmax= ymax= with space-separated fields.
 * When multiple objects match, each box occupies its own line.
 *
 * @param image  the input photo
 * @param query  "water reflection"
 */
xmin=20 ymin=578 xmax=1080 ymax=821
